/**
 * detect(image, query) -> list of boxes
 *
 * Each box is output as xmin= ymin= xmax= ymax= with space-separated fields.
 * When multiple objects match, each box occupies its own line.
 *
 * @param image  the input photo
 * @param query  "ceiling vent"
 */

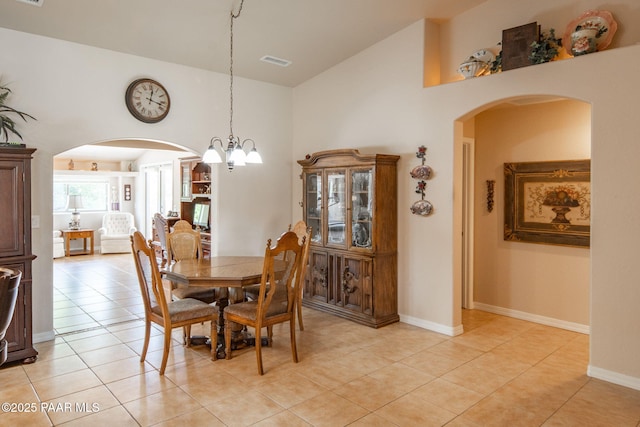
xmin=16 ymin=0 xmax=43 ymax=6
xmin=260 ymin=55 xmax=292 ymax=67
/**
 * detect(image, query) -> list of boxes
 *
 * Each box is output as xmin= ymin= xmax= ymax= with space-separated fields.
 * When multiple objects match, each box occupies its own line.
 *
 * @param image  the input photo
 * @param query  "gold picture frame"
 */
xmin=504 ymin=160 xmax=590 ymax=247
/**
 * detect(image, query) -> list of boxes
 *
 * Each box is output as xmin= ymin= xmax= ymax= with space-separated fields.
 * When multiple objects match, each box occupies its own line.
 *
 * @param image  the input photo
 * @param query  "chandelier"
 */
xmin=203 ymin=0 xmax=262 ymax=171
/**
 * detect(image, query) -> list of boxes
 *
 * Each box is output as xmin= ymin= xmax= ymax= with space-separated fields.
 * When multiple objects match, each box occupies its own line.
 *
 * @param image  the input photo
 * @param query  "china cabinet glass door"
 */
xmin=305 ymin=172 xmax=322 ymax=243
xmin=351 ymin=168 xmax=373 ymax=249
xmin=326 ymin=170 xmax=346 ymax=246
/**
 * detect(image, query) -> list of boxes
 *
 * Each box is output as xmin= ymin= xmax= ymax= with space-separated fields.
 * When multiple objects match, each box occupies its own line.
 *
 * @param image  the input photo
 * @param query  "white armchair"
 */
xmin=53 ymin=230 xmax=65 ymax=258
xmin=98 ymin=212 xmax=137 ymax=254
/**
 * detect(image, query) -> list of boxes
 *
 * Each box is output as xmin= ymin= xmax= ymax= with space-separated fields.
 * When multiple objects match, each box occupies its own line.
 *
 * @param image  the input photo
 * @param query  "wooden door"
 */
xmin=337 ymin=255 xmax=372 ymax=315
xmin=0 ymin=159 xmax=25 ymax=258
xmin=306 ymin=249 xmax=329 ymax=303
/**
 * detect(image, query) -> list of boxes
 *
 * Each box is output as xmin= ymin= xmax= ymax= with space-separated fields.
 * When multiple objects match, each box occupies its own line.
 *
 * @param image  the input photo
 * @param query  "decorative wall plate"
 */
xmin=563 ymin=10 xmax=617 ymax=55
xmin=472 ymin=49 xmax=495 ymax=64
xmin=410 ymin=200 xmax=433 ymax=216
xmin=410 ymin=165 xmax=432 ymax=180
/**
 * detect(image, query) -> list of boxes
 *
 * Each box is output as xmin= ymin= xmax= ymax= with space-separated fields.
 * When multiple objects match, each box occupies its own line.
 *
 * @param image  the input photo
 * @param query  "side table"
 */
xmin=62 ymin=229 xmax=95 ymax=256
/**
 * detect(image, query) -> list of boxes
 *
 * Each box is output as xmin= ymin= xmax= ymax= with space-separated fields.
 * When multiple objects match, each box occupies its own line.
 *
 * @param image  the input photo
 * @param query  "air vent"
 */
xmin=260 ymin=55 xmax=292 ymax=67
xmin=16 ymin=0 xmax=43 ymax=6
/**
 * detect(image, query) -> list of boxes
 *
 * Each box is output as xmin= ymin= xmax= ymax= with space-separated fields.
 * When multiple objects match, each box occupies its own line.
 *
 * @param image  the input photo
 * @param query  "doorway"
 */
xmin=456 ymin=97 xmax=591 ymax=331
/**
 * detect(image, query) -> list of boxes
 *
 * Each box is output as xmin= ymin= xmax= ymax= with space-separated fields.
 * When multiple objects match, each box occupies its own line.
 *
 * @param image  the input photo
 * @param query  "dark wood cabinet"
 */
xmin=0 ymin=147 xmax=37 ymax=363
xmin=298 ymin=149 xmax=399 ymax=328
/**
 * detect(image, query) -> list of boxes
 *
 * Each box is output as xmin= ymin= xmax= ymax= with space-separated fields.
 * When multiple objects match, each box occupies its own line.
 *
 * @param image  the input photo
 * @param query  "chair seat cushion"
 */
xmin=101 ymin=234 xmax=131 ymax=241
xmin=172 ymin=287 xmax=218 ymax=304
xmin=152 ymin=298 xmax=217 ymax=323
xmin=224 ymin=299 xmax=287 ymax=321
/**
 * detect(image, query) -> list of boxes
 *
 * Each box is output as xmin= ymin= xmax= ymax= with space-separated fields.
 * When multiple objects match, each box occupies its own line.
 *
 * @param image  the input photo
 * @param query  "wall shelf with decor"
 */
xmin=425 ymin=9 xmax=623 ymax=87
xmin=53 ymin=170 xmax=138 ymax=178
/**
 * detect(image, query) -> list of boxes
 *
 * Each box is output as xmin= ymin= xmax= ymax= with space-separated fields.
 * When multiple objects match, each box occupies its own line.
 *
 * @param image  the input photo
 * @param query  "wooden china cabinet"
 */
xmin=0 ymin=147 xmax=38 ymax=363
xmin=298 ymin=149 xmax=399 ymax=328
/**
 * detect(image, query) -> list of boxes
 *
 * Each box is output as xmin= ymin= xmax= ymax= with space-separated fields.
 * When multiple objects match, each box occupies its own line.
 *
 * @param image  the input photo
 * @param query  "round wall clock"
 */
xmin=125 ymin=78 xmax=171 ymax=123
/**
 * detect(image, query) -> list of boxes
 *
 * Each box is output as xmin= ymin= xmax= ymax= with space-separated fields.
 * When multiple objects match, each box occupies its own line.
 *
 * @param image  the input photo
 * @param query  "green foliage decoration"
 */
xmin=529 ymin=28 xmax=563 ymax=65
xmin=0 ymin=83 xmax=36 ymax=142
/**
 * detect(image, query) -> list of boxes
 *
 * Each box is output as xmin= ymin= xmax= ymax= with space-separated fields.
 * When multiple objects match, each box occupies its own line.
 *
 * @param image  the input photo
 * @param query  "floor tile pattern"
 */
xmin=0 ymin=254 xmax=638 ymax=426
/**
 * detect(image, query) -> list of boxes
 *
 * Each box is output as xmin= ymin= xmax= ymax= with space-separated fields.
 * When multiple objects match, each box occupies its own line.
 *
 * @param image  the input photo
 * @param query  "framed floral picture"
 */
xmin=504 ymin=160 xmax=590 ymax=247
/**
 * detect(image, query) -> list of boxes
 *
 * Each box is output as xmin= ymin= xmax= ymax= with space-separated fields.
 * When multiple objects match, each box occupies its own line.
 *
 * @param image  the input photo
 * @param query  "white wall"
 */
xmin=293 ymin=3 xmax=640 ymax=389
xmin=2 ymin=27 xmax=293 ymax=343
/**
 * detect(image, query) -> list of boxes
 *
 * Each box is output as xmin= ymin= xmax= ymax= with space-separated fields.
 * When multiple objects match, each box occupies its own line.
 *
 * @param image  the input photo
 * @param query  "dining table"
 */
xmin=162 ymin=256 xmax=278 ymax=359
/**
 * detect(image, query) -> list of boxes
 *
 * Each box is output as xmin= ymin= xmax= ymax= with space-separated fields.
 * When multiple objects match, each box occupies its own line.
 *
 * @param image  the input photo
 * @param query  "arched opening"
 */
xmin=454 ymin=95 xmax=591 ymax=333
xmin=51 ymin=138 xmax=197 ymax=335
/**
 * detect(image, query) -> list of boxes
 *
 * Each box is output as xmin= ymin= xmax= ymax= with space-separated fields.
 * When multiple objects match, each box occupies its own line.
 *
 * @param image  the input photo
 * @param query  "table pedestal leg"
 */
xmin=210 ymin=288 xmax=270 ymax=358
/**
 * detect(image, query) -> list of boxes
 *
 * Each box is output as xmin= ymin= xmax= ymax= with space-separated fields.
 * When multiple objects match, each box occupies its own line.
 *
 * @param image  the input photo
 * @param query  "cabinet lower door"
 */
xmin=3 ymin=262 xmax=26 ymax=355
xmin=307 ymin=250 xmax=329 ymax=303
xmin=336 ymin=255 xmax=372 ymax=316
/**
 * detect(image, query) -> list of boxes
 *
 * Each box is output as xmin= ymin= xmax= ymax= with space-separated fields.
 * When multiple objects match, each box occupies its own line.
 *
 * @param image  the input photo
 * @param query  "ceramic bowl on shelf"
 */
xmin=457 ymin=49 xmax=495 ymax=79
xmin=457 ymin=60 xmax=488 ymax=79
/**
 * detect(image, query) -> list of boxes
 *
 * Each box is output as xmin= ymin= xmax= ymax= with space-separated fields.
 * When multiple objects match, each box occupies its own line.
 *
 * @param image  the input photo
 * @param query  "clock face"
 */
xmin=125 ymin=78 xmax=170 ymax=123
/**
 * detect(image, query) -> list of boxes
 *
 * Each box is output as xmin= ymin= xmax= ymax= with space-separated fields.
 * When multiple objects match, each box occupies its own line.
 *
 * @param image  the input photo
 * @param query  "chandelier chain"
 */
xmin=229 ymin=0 xmax=245 ymax=140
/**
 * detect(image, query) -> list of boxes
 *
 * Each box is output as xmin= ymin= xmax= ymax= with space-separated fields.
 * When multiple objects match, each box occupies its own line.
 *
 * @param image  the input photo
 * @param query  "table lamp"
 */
xmin=66 ymin=195 xmax=83 ymax=230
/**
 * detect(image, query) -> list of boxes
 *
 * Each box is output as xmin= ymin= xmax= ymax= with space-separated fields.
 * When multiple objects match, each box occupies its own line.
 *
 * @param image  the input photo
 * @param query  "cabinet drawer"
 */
xmin=68 ymin=231 xmax=92 ymax=239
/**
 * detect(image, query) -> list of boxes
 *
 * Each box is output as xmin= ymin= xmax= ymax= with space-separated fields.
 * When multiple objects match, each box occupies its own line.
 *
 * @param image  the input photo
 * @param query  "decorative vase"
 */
xmin=570 ymin=28 xmax=598 ymax=56
xmin=0 ymin=268 xmax=21 ymax=366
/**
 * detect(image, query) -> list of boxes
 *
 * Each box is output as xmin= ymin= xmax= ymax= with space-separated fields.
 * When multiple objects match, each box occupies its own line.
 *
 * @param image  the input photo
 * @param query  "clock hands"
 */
xmin=145 ymin=97 xmax=166 ymax=107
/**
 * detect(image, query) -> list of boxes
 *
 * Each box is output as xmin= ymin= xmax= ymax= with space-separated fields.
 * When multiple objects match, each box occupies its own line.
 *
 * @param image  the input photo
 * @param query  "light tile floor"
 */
xmin=0 ymin=254 xmax=639 ymax=426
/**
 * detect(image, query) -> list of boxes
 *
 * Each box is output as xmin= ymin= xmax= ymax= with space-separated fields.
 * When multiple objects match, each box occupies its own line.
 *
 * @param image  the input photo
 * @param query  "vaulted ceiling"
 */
xmin=1 ymin=0 xmax=487 ymax=87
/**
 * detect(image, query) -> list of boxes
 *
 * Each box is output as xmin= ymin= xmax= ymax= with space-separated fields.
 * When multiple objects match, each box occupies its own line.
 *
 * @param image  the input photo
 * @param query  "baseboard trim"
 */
xmin=588 ymin=365 xmax=640 ymax=391
xmin=473 ymin=302 xmax=590 ymax=334
xmin=33 ymin=330 xmax=55 ymax=344
xmin=400 ymin=314 xmax=464 ymax=336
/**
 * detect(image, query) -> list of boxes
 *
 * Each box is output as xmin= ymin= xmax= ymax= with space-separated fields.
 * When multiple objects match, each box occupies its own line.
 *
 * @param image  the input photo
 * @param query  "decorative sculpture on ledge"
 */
xmin=410 ymin=145 xmax=433 ymax=216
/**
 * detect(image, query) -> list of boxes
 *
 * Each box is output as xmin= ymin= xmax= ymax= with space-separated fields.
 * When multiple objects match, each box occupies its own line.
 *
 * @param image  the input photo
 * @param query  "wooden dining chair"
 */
xmin=166 ymin=221 xmax=219 ymax=304
xmin=152 ymin=212 xmax=169 ymax=268
xmin=291 ymin=221 xmax=312 ymax=331
xmin=223 ymin=230 xmax=305 ymax=375
xmin=244 ymin=221 xmax=311 ymax=330
xmin=130 ymin=231 xmax=218 ymax=375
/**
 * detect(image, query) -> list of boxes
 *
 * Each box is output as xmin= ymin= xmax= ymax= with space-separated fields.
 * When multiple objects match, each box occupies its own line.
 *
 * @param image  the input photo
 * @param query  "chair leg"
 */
xmin=140 ymin=319 xmax=151 ymax=363
xmin=297 ymin=295 xmax=304 ymax=331
xmin=255 ymin=326 xmax=264 ymax=375
xmin=184 ymin=325 xmax=191 ymax=347
xmin=224 ymin=316 xmax=232 ymax=360
xmin=267 ymin=325 xmax=273 ymax=346
xmin=160 ymin=328 xmax=172 ymax=376
xmin=289 ymin=319 xmax=298 ymax=364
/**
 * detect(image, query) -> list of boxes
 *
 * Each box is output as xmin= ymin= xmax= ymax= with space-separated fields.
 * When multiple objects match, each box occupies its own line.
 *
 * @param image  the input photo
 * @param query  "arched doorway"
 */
xmin=52 ymin=138 xmax=195 ymax=335
xmin=456 ymin=96 xmax=591 ymax=333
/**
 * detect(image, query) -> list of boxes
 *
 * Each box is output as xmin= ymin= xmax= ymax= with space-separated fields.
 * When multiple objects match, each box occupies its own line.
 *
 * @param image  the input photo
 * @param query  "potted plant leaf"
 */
xmin=0 ymin=83 xmax=36 ymax=144
xmin=529 ymin=28 xmax=563 ymax=64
